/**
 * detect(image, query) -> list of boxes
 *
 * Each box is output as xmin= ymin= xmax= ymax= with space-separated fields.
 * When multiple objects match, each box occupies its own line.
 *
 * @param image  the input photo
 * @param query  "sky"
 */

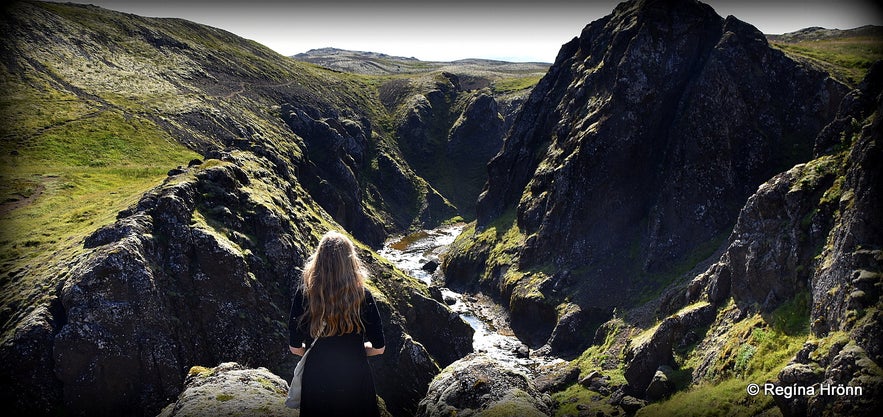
xmin=49 ymin=0 xmax=883 ymax=63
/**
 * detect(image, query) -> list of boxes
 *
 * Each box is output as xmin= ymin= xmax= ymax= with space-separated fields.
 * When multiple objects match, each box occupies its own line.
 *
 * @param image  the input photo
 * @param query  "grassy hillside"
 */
xmin=768 ymin=26 xmax=883 ymax=86
xmin=0 ymin=47 xmax=202 ymax=322
xmin=0 ymin=1 xmax=349 ymax=329
xmin=0 ymin=0 xmax=547 ymax=332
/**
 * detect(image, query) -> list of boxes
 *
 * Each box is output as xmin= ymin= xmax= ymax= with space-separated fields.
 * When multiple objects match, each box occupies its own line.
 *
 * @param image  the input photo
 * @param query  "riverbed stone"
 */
xmin=515 ymin=343 xmax=531 ymax=358
xmin=534 ymin=362 xmax=580 ymax=393
xmin=422 ymin=260 xmax=440 ymax=273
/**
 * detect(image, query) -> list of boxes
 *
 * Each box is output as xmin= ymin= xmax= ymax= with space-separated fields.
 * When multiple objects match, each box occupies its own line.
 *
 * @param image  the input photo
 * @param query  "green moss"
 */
xmin=479 ymin=390 xmax=549 ymax=417
xmin=552 ymin=319 xmax=630 ymax=416
xmin=637 ymin=377 xmax=779 ymax=417
xmin=553 ymin=383 xmax=621 ymax=417
xmin=215 ymin=394 xmax=234 ymax=402
xmin=188 ymin=366 xmax=214 ymax=378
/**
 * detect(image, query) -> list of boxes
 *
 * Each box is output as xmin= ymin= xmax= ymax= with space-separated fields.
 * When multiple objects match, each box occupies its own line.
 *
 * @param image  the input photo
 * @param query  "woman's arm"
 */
xmin=362 ymin=289 xmax=386 ymax=355
xmin=364 ymin=342 xmax=385 ymax=356
xmin=289 ymin=289 xmax=310 ymax=353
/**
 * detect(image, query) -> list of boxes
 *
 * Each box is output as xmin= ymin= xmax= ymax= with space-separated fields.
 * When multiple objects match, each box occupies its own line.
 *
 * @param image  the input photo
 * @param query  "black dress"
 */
xmin=289 ymin=287 xmax=385 ymax=417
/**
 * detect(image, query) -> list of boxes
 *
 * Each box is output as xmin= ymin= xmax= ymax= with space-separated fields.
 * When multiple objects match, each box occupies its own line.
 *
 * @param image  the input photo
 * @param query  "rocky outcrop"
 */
xmin=779 ymin=63 xmax=882 ymax=416
xmin=0 ymin=151 xmax=473 ymax=416
xmin=416 ymin=354 xmax=552 ymax=417
xmin=281 ymin=103 xmax=457 ymax=246
xmin=157 ymin=363 xmax=291 ymax=417
xmin=445 ymin=0 xmax=847 ymax=350
xmin=622 ymin=302 xmax=715 ymax=395
xmin=157 ymin=362 xmax=396 ymax=417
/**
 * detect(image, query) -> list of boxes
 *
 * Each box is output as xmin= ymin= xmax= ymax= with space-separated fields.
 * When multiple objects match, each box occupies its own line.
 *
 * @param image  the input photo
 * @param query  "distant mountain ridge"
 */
xmin=293 ymin=47 xmax=551 ymax=76
xmin=767 ymin=24 xmax=883 ymax=43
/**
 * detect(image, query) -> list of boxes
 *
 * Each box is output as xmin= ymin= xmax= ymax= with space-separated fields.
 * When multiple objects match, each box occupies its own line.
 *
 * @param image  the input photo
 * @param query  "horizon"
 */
xmin=39 ymin=0 xmax=883 ymax=63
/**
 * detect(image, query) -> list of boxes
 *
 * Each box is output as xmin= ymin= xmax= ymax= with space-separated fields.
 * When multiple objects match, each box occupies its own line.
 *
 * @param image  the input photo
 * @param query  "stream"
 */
xmin=378 ymin=224 xmax=563 ymax=375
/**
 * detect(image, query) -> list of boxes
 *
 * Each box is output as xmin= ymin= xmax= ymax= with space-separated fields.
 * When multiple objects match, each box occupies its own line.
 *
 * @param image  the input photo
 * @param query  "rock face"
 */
xmin=445 ymin=0 xmax=847 ymax=348
xmin=394 ymin=75 xmax=508 ymax=218
xmin=416 ymin=354 xmax=552 ymax=417
xmin=623 ymin=63 xmax=883 ymax=414
xmin=623 ymin=302 xmax=715 ymax=394
xmin=280 ymin=102 xmax=457 ymax=246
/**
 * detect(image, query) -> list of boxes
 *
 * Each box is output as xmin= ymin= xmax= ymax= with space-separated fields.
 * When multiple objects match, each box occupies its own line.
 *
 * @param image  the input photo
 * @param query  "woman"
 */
xmin=288 ymin=231 xmax=386 ymax=417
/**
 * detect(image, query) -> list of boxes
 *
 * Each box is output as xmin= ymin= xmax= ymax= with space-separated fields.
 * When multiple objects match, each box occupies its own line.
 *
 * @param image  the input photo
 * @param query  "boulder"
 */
xmin=416 ymin=353 xmax=552 ymax=417
xmin=534 ymin=362 xmax=580 ymax=393
xmin=644 ymin=365 xmax=674 ymax=401
xmin=157 ymin=363 xmax=290 ymax=417
xmin=422 ymin=260 xmax=440 ymax=273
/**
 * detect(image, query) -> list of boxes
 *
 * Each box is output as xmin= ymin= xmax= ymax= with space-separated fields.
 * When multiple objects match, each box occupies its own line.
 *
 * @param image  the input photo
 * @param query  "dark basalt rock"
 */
xmin=679 ymin=63 xmax=883 ymax=415
xmin=451 ymin=0 xmax=848 ymax=335
xmin=395 ymin=84 xmax=506 ymax=219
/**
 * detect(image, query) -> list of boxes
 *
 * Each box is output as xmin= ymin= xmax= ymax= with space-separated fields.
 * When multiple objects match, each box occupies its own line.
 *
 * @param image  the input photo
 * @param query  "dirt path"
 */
xmin=0 ymin=181 xmax=46 ymax=216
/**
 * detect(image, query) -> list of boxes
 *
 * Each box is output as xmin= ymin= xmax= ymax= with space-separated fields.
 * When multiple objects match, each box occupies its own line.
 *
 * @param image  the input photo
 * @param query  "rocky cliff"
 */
xmin=444 ymin=0 xmax=849 ymax=352
xmin=0 ymin=149 xmax=474 ymax=416
xmin=296 ymin=48 xmax=547 ymax=219
xmin=615 ymin=61 xmax=882 ymax=417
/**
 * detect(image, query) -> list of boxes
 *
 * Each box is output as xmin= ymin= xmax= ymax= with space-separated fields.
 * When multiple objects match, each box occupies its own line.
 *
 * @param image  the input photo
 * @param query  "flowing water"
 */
xmin=378 ymin=224 xmax=563 ymax=374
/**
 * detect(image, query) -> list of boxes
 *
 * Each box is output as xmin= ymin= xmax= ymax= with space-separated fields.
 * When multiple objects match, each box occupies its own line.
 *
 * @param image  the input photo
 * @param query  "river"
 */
xmin=378 ymin=224 xmax=563 ymax=373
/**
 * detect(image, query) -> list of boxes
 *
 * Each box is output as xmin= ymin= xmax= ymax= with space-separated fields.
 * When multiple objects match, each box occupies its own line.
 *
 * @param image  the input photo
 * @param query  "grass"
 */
xmin=491 ymin=74 xmax=544 ymax=95
xmin=770 ymin=36 xmax=883 ymax=86
xmin=0 ymin=56 xmax=200 ymax=333
xmin=639 ymin=294 xmax=812 ymax=417
xmin=550 ymin=295 xmax=811 ymax=416
xmin=552 ymin=318 xmax=629 ymax=417
xmin=448 ymin=207 xmax=527 ymax=286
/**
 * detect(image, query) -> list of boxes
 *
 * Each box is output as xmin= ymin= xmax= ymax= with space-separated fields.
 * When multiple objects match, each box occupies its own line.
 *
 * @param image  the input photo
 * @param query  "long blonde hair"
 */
xmin=300 ymin=231 xmax=367 ymax=338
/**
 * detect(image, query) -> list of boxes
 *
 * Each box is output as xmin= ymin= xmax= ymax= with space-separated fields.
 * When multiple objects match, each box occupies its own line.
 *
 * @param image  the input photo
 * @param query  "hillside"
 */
xmin=767 ymin=25 xmax=883 ymax=86
xmin=446 ymin=0 xmax=848 ymax=347
xmin=293 ymin=47 xmax=549 ymax=216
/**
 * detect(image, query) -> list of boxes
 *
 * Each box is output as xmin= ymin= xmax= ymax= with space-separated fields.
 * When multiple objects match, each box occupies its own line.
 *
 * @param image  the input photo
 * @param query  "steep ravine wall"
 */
xmin=628 ymin=62 xmax=882 ymax=416
xmin=444 ymin=0 xmax=849 ymax=353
